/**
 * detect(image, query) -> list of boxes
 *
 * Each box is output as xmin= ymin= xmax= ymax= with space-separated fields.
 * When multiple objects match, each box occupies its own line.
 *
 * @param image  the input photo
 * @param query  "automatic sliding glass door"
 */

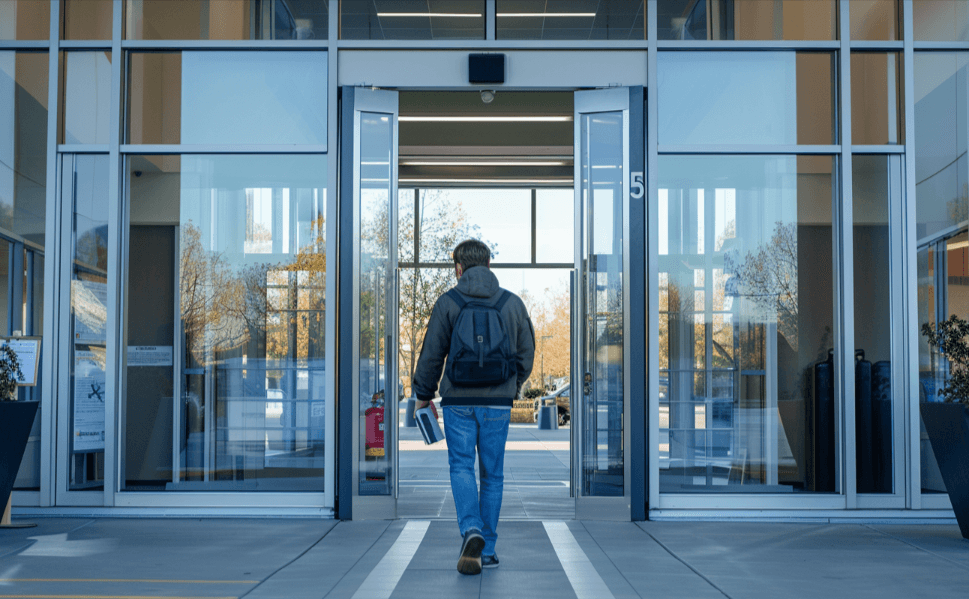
xmin=573 ymin=88 xmax=641 ymax=520
xmin=345 ymin=88 xmax=399 ymax=519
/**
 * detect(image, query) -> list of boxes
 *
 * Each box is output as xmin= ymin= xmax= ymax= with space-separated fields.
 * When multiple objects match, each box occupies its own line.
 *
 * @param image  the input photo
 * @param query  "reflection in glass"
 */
xmin=123 ymin=154 xmax=327 ymax=491
xmin=659 ymin=155 xmax=835 ymax=493
xmin=852 ymin=155 xmax=899 ymax=493
xmin=127 ymin=51 xmax=327 ymax=146
xmin=658 ymin=52 xmax=835 ymax=146
xmin=496 ymin=0 xmax=645 ymax=40
xmin=580 ymin=111 xmax=624 ymax=497
xmin=915 ymin=53 xmax=969 ymax=241
xmin=62 ymin=52 xmax=112 ymax=145
xmin=359 ymin=113 xmax=393 ymax=496
xmin=0 ymin=0 xmax=49 ymax=40
xmin=0 ymin=52 xmax=48 ymax=245
xmin=850 ymin=0 xmax=900 ymax=41
xmin=657 ymin=0 xmax=835 ymax=41
xmin=126 ymin=0 xmax=328 ymax=40
xmin=914 ymin=0 xmax=969 ymax=42
xmin=64 ymin=154 xmax=110 ymax=491
xmin=63 ymin=0 xmax=113 ymax=40
xmin=851 ymin=53 xmax=902 ymax=146
xmin=341 ymin=0 xmax=484 ymax=40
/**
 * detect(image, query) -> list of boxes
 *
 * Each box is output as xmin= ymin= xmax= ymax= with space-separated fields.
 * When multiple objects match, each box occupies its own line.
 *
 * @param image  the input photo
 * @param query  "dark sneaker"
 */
xmin=457 ymin=529 xmax=485 ymax=575
xmin=481 ymin=554 xmax=499 ymax=569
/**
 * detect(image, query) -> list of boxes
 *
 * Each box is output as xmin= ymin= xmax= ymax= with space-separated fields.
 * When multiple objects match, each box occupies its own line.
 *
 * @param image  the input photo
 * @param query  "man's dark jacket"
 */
xmin=412 ymin=266 xmax=535 ymax=408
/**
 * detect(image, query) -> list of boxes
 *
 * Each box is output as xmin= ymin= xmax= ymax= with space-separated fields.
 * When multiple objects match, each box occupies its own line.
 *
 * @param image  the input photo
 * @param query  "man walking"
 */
xmin=412 ymin=239 xmax=535 ymax=575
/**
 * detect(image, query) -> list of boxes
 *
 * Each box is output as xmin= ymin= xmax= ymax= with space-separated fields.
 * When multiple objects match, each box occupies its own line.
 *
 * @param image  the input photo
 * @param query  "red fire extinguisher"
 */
xmin=365 ymin=391 xmax=385 ymax=458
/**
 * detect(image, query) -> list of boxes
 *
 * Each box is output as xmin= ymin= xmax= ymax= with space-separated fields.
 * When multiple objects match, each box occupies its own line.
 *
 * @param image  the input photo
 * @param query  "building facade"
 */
xmin=2 ymin=0 xmax=967 ymax=520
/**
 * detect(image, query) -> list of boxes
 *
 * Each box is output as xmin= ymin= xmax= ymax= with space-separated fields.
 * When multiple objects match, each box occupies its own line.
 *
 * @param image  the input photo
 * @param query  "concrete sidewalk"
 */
xmin=1 ymin=518 xmax=967 ymax=598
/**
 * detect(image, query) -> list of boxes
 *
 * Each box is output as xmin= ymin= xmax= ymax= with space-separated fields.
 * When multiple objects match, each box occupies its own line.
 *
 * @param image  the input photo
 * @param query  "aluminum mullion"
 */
xmin=913 ymin=42 xmax=969 ymax=50
xmin=103 ymin=0 xmax=124 ymax=508
xmin=40 ymin=0 xmax=61 ymax=509
xmin=902 ymin=0 xmax=921 ymax=511
xmin=647 ymin=0 xmax=660 ymax=513
xmin=659 ymin=145 xmax=841 ymax=154
xmin=121 ymin=40 xmax=330 ymax=49
xmin=839 ymin=0 xmax=857 ymax=509
xmin=486 ymin=0 xmax=496 ymax=40
xmin=0 ymin=41 xmax=48 ymax=49
xmin=336 ymin=40 xmax=651 ymax=50
xmin=323 ymin=0 xmax=338 ymax=511
xmin=850 ymin=41 xmax=904 ymax=50
xmin=58 ymin=145 xmax=110 ymax=153
xmin=59 ymin=40 xmax=111 ymax=50
xmin=119 ymin=144 xmax=329 ymax=154
xmin=851 ymin=145 xmax=905 ymax=154
xmin=656 ymin=40 xmax=840 ymax=50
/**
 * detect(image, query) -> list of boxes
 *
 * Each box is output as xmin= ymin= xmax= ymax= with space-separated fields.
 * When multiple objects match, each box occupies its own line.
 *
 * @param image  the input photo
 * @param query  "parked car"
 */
xmin=533 ymin=384 xmax=571 ymax=426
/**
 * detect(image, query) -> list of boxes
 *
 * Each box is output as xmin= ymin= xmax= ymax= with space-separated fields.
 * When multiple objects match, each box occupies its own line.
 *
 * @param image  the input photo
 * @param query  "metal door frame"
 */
xmin=573 ymin=87 xmax=646 ymax=521
xmin=339 ymin=87 xmax=400 ymax=520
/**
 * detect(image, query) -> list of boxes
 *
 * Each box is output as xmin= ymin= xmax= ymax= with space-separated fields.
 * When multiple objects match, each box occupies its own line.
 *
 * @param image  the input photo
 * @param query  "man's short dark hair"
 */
xmin=453 ymin=239 xmax=491 ymax=270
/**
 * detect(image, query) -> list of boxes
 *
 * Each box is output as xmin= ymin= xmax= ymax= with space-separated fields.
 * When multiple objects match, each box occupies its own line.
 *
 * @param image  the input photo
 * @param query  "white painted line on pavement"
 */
xmin=351 ymin=520 xmax=430 ymax=599
xmin=544 ymin=521 xmax=615 ymax=599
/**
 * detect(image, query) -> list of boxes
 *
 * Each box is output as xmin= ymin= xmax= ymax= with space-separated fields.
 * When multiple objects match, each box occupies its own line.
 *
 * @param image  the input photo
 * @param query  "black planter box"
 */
xmin=0 ymin=401 xmax=39 ymax=509
xmin=920 ymin=402 xmax=969 ymax=540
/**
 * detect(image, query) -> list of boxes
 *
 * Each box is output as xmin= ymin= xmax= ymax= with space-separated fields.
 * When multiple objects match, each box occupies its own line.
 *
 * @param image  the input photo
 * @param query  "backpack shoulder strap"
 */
xmin=446 ymin=288 xmax=467 ymax=309
xmin=494 ymin=290 xmax=512 ymax=312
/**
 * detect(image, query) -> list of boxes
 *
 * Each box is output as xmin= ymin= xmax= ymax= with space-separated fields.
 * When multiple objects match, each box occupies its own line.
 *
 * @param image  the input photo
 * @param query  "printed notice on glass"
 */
xmin=127 ymin=346 xmax=173 ymax=367
xmin=0 ymin=336 xmax=41 ymax=386
xmin=73 ymin=349 xmax=106 ymax=453
xmin=72 ymin=279 xmax=108 ymax=344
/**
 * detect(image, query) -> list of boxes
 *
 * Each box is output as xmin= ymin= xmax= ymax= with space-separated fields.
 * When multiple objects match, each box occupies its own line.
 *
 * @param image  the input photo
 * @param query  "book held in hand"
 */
xmin=416 ymin=406 xmax=445 ymax=445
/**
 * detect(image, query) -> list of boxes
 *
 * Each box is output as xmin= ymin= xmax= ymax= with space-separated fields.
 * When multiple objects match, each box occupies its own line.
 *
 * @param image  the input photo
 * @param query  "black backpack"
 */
xmin=444 ymin=288 xmax=516 ymax=387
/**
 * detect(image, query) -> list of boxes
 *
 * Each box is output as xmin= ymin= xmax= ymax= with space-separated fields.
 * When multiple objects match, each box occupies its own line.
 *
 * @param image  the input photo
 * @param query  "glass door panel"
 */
xmin=574 ymin=88 xmax=631 ymax=518
xmin=350 ymin=88 xmax=398 ymax=517
xmin=58 ymin=154 xmax=110 ymax=502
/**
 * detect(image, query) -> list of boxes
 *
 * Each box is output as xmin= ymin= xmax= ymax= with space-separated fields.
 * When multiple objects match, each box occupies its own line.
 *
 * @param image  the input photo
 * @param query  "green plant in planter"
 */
xmin=0 ymin=344 xmax=23 ymax=401
xmin=922 ymin=315 xmax=969 ymax=405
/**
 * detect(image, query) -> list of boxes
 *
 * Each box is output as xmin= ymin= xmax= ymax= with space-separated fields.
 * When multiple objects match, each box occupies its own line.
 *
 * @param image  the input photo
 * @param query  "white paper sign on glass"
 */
xmin=73 ymin=349 xmax=106 ymax=452
xmin=0 ymin=337 xmax=41 ymax=386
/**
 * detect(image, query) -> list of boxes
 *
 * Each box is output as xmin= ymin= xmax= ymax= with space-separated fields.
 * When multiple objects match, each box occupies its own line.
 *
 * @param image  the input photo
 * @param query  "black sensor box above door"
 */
xmin=469 ymin=53 xmax=505 ymax=84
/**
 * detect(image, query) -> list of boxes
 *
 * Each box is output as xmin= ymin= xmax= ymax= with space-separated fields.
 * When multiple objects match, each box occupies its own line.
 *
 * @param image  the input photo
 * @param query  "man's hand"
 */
xmin=415 ymin=399 xmax=431 ymax=410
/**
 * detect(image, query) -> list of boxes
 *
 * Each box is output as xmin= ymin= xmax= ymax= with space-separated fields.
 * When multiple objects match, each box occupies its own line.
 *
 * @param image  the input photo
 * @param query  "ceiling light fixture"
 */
xmin=378 ymin=13 xmax=482 ymax=18
xmin=398 ymin=116 xmax=572 ymax=122
xmin=400 ymin=178 xmax=571 ymax=184
xmin=480 ymin=90 xmax=495 ymax=104
xmin=497 ymin=13 xmax=597 ymax=18
xmin=401 ymin=161 xmax=568 ymax=167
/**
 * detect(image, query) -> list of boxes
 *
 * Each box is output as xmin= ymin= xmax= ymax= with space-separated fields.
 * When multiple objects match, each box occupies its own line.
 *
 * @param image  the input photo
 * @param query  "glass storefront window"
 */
xmin=63 ymin=0 xmax=113 ymax=40
xmin=0 ymin=52 xmax=48 ymax=244
xmin=61 ymin=52 xmax=112 ymax=145
xmin=851 ymin=53 xmax=903 ymax=146
xmin=536 ymin=189 xmax=574 ymax=264
xmin=659 ymin=155 xmax=836 ymax=493
xmin=126 ymin=0 xmax=328 ymax=40
xmin=914 ymin=0 xmax=969 ymax=42
xmin=0 ymin=0 xmax=50 ymax=40
xmin=341 ymin=0 xmax=484 ymax=40
xmin=915 ymin=52 xmax=969 ymax=241
xmin=852 ymin=155 xmax=901 ymax=494
xmin=123 ymin=154 xmax=327 ymax=492
xmin=496 ymin=0 xmax=645 ymax=40
xmin=657 ymin=0 xmax=836 ymax=41
xmin=63 ymin=153 xmax=109 ymax=492
xmin=658 ymin=52 xmax=836 ymax=146
xmin=850 ymin=0 xmax=900 ymax=41
xmin=127 ymin=51 xmax=326 ymax=146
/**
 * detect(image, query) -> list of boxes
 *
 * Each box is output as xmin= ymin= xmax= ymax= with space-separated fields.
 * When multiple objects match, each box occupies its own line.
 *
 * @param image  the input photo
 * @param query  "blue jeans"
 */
xmin=443 ymin=406 xmax=511 ymax=556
